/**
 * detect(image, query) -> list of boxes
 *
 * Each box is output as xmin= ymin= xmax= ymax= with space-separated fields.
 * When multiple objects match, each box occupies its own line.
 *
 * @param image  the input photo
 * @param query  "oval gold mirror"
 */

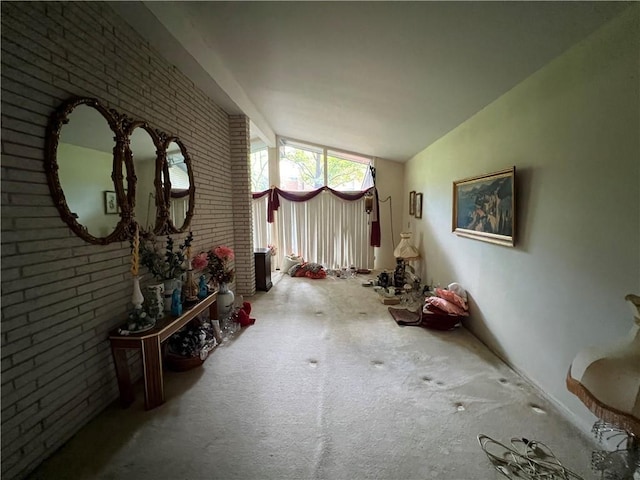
xmin=126 ymin=123 xmax=161 ymax=233
xmin=162 ymin=137 xmax=195 ymax=233
xmin=45 ymin=97 xmax=129 ymax=244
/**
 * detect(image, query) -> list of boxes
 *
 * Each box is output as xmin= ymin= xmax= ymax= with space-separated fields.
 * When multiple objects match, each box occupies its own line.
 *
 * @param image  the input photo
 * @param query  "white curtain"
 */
xmin=252 ymin=191 xmax=373 ymax=271
xmin=170 ymin=197 xmax=188 ymax=227
xmin=252 ymin=195 xmax=272 ymax=250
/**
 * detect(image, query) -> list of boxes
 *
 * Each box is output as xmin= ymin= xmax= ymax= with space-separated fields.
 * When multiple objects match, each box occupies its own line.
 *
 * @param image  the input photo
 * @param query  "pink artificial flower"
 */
xmin=213 ymin=245 xmax=234 ymax=261
xmin=192 ymin=252 xmax=208 ymax=270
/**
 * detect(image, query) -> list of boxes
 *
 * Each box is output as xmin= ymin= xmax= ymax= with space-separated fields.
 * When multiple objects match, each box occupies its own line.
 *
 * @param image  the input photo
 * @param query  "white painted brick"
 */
xmin=1 ymin=403 xmax=39 ymax=438
xmin=27 ymin=293 xmax=90 ymax=323
xmin=0 ymin=336 xmax=32 ymax=360
xmin=1 ymin=380 xmax=38 ymax=409
xmin=2 ymin=268 xmax=76 ymax=295
xmin=21 ymin=255 xmax=88 ymax=276
xmin=33 ymin=335 xmax=85 ymax=367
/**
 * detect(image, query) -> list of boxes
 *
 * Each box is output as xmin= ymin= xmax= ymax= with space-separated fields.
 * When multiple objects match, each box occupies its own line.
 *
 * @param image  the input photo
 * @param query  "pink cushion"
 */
xmin=424 ymin=296 xmax=469 ymax=316
xmin=436 ymin=288 xmax=468 ymax=311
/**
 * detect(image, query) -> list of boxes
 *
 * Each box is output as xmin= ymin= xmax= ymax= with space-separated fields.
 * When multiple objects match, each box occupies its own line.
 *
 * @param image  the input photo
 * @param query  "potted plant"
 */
xmin=139 ymin=232 xmax=193 ymax=311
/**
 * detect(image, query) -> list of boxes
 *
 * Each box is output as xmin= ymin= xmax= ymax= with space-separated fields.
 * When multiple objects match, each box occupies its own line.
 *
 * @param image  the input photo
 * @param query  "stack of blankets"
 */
xmin=424 ymin=282 xmax=469 ymax=317
xmin=421 ymin=282 xmax=469 ymax=330
xmin=288 ymin=262 xmax=327 ymax=279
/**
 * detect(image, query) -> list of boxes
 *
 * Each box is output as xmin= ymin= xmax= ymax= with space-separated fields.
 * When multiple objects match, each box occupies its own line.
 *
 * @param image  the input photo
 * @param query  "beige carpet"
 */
xmin=29 ymin=273 xmax=598 ymax=480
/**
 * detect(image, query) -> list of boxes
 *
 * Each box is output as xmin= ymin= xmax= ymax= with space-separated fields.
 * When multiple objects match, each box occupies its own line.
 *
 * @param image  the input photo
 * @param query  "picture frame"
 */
xmin=409 ymin=191 xmax=416 ymax=216
xmin=415 ymin=193 xmax=423 ymax=219
xmin=104 ymin=190 xmax=118 ymax=215
xmin=452 ymin=166 xmax=515 ymax=247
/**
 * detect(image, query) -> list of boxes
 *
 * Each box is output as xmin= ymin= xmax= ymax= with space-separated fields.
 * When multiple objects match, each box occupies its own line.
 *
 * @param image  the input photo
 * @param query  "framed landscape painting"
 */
xmin=452 ymin=166 xmax=515 ymax=247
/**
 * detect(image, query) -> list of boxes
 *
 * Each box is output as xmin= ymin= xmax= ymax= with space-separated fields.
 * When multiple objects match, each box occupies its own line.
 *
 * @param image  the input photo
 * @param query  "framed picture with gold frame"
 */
xmin=409 ymin=191 xmax=416 ymax=216
xmin=452 ymin=166 xmax=515 ymax=247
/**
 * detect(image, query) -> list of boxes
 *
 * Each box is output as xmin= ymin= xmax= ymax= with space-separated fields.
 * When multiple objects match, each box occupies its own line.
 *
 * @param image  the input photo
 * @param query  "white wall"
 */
xmin=374 ymin=157 xmax=405 ymax=270
xmin=404 ymin=5 xmax=639 ymax=432
xmin=57 ymin=143 xmax=120 ymax=237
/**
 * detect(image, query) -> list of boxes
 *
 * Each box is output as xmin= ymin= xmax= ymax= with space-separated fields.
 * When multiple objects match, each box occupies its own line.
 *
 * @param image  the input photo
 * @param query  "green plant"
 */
xmin=139 ymin=232 xmax=193 ymax=281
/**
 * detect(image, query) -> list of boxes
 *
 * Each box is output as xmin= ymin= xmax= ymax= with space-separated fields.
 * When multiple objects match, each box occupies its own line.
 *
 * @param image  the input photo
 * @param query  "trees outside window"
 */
xmin=279 ymin=138 xmax=373 ymax=192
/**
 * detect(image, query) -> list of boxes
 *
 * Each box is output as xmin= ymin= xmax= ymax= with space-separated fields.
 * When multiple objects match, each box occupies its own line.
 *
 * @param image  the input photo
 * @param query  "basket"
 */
xmin=164 ymin=342 xmax=216 ymax=372
xmin=164 ymin=352 xmax=205 ymax=372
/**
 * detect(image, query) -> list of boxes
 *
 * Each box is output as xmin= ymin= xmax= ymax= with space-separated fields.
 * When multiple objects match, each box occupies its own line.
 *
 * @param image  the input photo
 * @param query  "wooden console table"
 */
xmin=109 ymin=292 xmax=218 ymax=410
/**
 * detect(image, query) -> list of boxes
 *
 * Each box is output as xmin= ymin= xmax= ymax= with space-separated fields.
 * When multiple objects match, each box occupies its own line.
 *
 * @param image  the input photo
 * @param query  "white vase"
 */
xmin=147 ymin=283 xmax=164 ymax=319
xmin=131 ymin=276 xmax=144 ymax=310
xmin=217 ymin=283 xmax=235 ymax=319
xmin=163 ymin=278 xmax=180 ymax=312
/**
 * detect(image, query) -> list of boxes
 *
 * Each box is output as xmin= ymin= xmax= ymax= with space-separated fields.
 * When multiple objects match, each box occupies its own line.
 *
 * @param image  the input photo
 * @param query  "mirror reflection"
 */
xmin=129 ymin=127 xmax=158 ymax=231
xmin=47 ymin=97 xmax=196 ymax=244
xmin=57 ymin=104 xmax=119 ymax=238
xmin=164 ymin=141 xmax=192 ymax=231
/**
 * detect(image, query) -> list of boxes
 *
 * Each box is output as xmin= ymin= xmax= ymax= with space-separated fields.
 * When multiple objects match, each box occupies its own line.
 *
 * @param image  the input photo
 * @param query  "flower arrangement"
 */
xmin=126 ymin=306 xmax=155 ymax=332
xmin=267 ymin=244 xmax=277 ymax=257
xmin=139 ymin=231 xmax=193 ymax=281
xmin=207 ymin=245 xmax=235 ymax=285
xmin=192 ymin=252 xmax=209 ymax=271
xmin=167 ymin=320 xmax=216 ymax=358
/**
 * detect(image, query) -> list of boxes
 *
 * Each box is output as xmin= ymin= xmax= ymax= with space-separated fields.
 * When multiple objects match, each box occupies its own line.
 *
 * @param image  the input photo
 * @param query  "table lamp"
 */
xmin=393 ymin=232 xmax=420 ymax=288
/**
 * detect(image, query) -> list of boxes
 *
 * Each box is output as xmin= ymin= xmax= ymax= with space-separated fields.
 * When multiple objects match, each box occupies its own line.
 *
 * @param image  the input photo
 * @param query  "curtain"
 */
xmin=252 ymin=189 xmax=374 ymax=271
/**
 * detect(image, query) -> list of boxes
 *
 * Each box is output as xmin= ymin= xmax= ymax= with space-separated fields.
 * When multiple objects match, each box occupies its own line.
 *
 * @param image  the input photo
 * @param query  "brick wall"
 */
xmin=230 ymin=115 xmax=256 ymax=295
xmin=1 ymin=2 xmax=253 ymax=478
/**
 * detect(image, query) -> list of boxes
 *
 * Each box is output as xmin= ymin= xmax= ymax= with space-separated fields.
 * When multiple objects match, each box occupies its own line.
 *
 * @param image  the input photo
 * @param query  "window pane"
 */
xmin=279 ymin=141 xmax=324 ymax=191
xmin=250 ymin=148 xmax=269 ymax=192
xmin=327 ymin=150 xmax=372 ymax=191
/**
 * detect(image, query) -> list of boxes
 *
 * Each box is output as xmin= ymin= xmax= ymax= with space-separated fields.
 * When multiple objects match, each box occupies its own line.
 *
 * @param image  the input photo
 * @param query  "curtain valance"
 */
xmin=252 ymin=186 xmax=381 ymax=247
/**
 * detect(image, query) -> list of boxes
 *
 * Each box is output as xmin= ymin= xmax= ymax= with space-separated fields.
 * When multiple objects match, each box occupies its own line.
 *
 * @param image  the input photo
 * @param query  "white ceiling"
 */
xmin=112 ymin=1 xmax=629 ymax=162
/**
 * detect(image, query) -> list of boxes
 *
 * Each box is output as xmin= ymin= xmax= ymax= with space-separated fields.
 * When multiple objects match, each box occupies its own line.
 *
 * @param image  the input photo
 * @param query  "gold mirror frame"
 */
xmin=45 ymin=97 xmax=132 ymax=244
xmin=45 ymin=97 xmax=196 ymax=244
xmin=160 ymin=136 xmax=195 ymax=234
xmin=124 ymin=121 xmax=163 ymax=234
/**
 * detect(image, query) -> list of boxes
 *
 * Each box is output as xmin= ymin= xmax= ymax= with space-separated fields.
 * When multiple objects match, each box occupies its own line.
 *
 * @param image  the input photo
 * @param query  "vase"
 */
xmin=198 ymin=275 xmax=208 ymax=300
xmin=163 ymin=278 xmax=180 ymax=312
xmin=182 ymin=269 xmax=199 ymax=307
xmin=171 ymin=287 xmax=183 ymax=316
xmin=147 ymin=283 xmax=164 ymax=320
xmin=131 ymin=276 xmax=144 ymax=310
xmin=217 ymin=283 xmax=235 ymax=319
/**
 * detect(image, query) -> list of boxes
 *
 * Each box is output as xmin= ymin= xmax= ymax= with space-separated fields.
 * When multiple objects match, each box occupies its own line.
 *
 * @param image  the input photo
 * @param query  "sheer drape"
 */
xmin=252 ymin=191 xmax=373 ymax=271
xmin=252 ymin=195 xmax=277 ymax=266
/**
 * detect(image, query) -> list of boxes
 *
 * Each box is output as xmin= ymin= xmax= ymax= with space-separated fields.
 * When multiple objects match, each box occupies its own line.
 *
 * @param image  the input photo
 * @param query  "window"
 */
xmin=327 ymin=149 xmax=373 ymax=191
xmin=279 ymin=137 xmax=373 ymax=192
xmin=279 ymin=139 xmax=324 ymax=191
xmin=250 ymin=147 xmax=269 ymax=192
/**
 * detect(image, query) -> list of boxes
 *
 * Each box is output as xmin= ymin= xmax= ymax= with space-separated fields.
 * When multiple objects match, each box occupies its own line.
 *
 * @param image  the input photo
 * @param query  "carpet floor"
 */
xmin=29 ymin=273 xmax=598 ymax=480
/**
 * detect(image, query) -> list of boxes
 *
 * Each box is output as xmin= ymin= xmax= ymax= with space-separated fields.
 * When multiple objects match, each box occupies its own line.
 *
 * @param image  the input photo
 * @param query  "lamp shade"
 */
xmin=566 ymin=294 xmax=640 ymax=436
xmin=393 ymin=232 xmax=420 ymax=260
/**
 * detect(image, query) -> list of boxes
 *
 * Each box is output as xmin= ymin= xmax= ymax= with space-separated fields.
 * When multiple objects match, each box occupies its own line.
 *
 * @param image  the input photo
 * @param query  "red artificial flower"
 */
xmin=192 ymin=252 xmax=208 ymax=271
xmin=213 ymin=245 xmax=234 ymax=262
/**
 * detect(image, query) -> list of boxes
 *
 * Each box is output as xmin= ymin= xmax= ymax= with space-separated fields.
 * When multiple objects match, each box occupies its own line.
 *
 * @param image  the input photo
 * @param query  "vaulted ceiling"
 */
xmin=112 ymin=1 xmax=629 ymax=161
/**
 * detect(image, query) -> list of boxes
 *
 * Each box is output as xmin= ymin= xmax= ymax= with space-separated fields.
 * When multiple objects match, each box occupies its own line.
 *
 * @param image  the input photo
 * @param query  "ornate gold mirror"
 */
xmin=126 ymin=123 xmax=161 ymax=232
xmin=162 ymin=138 xmax=195 ymax=233
xmin=45 ymin=97 xmax=130 ymax=244
xmin=46 ymin=98 xmax=196 ymax=242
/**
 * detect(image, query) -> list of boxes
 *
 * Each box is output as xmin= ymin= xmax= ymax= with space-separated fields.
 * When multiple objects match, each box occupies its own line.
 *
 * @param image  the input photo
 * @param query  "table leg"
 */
xmin=111 ymin=347 xmax=134 ymax=407
xmin=141 ymin=336 xmax=164 ymax=409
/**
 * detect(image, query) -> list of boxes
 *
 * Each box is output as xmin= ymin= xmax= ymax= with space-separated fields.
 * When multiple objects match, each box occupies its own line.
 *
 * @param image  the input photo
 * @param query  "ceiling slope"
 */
xmin=113 ymin=1 xmax=630 ymax=161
